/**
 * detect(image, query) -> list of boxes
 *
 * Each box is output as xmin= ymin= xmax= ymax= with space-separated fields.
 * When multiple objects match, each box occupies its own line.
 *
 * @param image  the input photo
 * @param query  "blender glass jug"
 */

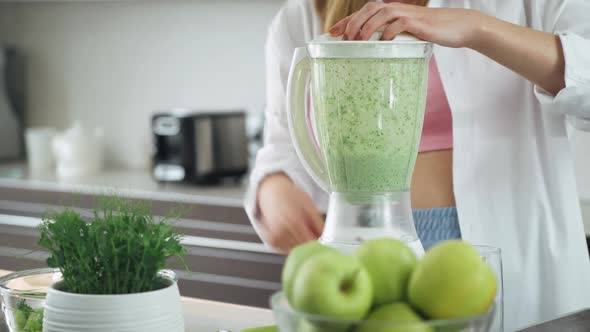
xmin=287 ymin=33 xmax=433 ymax=255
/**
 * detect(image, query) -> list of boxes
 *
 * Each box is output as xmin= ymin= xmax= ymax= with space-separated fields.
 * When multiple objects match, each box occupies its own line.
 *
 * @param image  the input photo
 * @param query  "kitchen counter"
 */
xmin=2 ymin=265 xmax=589 ymax=332
xmin=0 ymin=269 xmax=275 ymax=332
xmin=0 ymin=164 xmax=283 ymax=309
xmin=0 ymin=163 xmax=587 ymax=312
xmin=185 ymin=297 xmax=275 ymax=331
xmin=1 ymin=163 xmax=589 ymax=236
xmin=1 ymin=163 xmax=589 ymax=235
xmin=0 ymin=163 xmax=247 ymax=208
xmin=0 ymin=211 xmax=282 ymax=308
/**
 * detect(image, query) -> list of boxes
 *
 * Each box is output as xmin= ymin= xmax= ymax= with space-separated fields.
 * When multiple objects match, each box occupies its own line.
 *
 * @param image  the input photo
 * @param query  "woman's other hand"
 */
xmin=258 ymin=173 xmax=324 ymax=254
xmin=329 ymin=2 xmax=483 ymax=48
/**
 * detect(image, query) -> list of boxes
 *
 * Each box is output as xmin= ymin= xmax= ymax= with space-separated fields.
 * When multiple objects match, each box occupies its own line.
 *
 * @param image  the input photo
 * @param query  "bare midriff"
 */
xmin=411 ymin=149 xmax=455 ymax=209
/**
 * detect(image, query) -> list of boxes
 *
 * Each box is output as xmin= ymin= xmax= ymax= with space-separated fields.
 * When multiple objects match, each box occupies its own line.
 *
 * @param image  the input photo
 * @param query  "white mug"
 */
xmin=25 ymin=127 xmax=57 ymax=172
xmin=52 ymin=122 xmax=104 ymax=179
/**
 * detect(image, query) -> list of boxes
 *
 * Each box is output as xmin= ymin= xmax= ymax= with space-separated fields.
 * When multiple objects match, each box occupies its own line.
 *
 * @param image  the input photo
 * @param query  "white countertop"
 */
xmin=0 ymin=269 xmax=275 ymax=331
xmin=0 ymin=164 xmax=247 ymax=208
xmin=183 ymin=297 xmax=274 ymax=331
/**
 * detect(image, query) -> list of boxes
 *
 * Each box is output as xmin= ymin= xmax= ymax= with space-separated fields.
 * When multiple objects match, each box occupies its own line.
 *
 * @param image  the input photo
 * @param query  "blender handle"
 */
xmin=286 ymin=47 xmax=329 ymax=192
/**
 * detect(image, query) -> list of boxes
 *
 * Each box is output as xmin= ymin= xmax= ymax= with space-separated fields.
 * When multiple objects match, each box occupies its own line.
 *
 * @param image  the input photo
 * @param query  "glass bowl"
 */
xmin=0 ymin=268 xmax=61 ymax=332
xmin=270 ymin=291 xmax=495 ymax=332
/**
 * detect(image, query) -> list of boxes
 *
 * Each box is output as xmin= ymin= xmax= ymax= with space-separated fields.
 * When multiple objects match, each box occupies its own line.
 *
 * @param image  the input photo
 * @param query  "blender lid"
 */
xmin=310 ymin=32 xmax=428 ymax=44
xmin=307 ymin=32 xmax=432 ymax=59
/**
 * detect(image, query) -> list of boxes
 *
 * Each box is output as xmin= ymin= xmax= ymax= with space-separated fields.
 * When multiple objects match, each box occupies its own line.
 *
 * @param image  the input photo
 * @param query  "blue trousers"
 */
xmin=413 ymin=207 xmax=461 ymax=250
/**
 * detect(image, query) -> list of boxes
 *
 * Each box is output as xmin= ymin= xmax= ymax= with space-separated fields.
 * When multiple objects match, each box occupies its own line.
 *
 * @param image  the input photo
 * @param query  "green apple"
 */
xmin=354 ymin=238 xmax=417 ymax=305
xmin=297 ymin=319 xmax=344 ymax=332
xmin=408 ymin=240 xmax=497 ymax=319
xmin=297 ymin=320 xmax=321 ymax=332
xmin=291 ymin=251 xmax=373 ymax=321
xmin=356 ymin=302 xmax=433 ymax=332
xmin=282 ymin=241 xmax=338 ymax=303
xmin=240 ymin=325 xmax=279 ymax=332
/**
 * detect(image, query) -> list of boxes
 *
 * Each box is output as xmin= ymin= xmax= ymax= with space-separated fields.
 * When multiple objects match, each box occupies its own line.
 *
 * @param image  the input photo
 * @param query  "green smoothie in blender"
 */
xmin=312 ymin=57 xmax=428 ymax=195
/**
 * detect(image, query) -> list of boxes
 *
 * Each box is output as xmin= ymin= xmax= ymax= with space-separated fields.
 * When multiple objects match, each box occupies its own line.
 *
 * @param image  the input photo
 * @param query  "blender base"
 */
xmin=319 ymin=191 xmax=425 ymax=256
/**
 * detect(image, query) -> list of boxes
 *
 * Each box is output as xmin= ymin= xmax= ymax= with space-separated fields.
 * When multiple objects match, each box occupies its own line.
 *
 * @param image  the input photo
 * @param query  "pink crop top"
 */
xmin=419 ymin=56 xmax=453 ymax=152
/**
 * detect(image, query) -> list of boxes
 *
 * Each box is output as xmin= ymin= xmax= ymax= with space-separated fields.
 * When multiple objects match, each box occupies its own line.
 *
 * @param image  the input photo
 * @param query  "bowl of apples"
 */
xmin=271 ymin=240 xmax=497 ymax=332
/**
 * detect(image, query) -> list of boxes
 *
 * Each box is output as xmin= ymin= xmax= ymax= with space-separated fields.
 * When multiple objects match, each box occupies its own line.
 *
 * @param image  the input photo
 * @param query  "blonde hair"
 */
xmin=314 ymin=0 xmax=429 ymax=32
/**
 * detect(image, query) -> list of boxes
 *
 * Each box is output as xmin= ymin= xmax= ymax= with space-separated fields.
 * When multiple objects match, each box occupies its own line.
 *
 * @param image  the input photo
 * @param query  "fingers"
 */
xmin=265 ymin=214 xmax=316 ymax=253
xmin=299 ymin=221 xmax=318 ymax=242
xmin=330 ymin=15 xmax=353 ymax=36
xmin=257 ymin=180 xmax=323 ymax=253
xmin=343 ymin=2 xmax=383 ymax=40
xmin=299 ymin=191 xmax=324 ymax=238
xmin=268 ymin=224 xmax=300 ymax=254
xmin=265 ymin=214 xmax=321 ymax=254
xmin=273 ymin=225 xmax=312 ymax=254
xmin=359 ymin=7 xmax=398 ymax=40
xmin=382 ymin=17 xmax=415 ymax=40
xmin=304 ymin=207 xmax=324 ymax=237
xmin=331 ymin=3 xmax=424 ymax=41
xmin=283 ymin=218 xmax=311 ymax=246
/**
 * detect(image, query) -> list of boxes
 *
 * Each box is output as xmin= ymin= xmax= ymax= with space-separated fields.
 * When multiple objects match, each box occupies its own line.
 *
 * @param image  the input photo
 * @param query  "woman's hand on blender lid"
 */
xmin=258 ymin=173 xmax=324 ymax=254
xmin=329 ymin=2 xmax=483 ymax=49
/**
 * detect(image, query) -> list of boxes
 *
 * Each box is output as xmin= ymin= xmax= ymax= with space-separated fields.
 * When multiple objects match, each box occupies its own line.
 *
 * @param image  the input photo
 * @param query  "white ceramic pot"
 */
xmin=42 ymin=270 xmax=184 ymax=332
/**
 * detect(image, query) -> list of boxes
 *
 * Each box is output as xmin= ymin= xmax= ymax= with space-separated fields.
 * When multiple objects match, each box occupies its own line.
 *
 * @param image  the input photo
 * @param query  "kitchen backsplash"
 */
xmin=0 ymin=0 xmax=281 ymax=169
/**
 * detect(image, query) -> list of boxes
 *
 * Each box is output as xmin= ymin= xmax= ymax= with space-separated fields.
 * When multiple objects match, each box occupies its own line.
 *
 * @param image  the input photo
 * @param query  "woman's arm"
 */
xmin=329 ymin=2 xmax=566 ymax=94
xmin=245 ymin=2 xmax=326 ymax=253
xmin=473 ymin=17 xmax=565 ymax=95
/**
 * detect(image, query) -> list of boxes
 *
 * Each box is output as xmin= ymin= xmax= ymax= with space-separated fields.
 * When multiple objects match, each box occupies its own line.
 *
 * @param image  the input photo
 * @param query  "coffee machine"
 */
xmin=152 ymin=111 xmax=249 ymax=185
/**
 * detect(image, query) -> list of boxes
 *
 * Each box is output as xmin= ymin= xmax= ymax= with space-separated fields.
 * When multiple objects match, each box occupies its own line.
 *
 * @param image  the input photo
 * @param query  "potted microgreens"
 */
xmin=38 ymin=197 xmax=187 ymax=332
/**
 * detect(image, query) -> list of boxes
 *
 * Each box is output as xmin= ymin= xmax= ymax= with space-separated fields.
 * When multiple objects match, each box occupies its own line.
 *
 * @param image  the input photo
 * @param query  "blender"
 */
xmin=286 ymin=33 xmax=432 ymax=256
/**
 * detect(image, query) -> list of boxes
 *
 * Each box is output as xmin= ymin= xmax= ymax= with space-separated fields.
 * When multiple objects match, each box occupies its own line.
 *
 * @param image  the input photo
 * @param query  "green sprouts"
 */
xmin=38 ymin=196 xmax=187 ymax=295
xmin=14 ymin=300 xmax=43 ymax=332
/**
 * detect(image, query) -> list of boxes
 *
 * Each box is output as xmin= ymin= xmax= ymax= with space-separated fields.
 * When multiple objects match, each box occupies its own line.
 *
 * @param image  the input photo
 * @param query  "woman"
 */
xmin=245 ymin=0 xmax=590 ymax=330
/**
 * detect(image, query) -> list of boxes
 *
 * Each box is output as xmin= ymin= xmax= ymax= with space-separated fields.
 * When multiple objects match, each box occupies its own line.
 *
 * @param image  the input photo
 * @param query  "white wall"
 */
xmin=0 ymin=4 xmax=19 ymax=34
xmin=0 ymin=0 xmax=282 ymax=168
